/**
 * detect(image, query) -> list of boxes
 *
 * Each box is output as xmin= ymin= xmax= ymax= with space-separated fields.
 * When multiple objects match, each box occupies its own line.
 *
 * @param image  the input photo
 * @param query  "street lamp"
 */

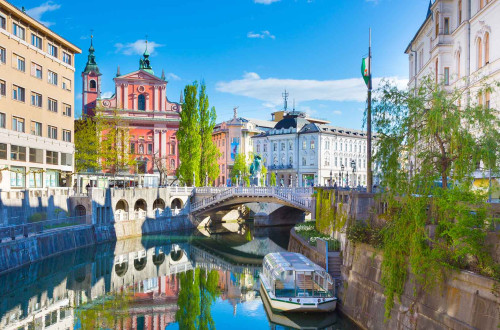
xmin=340 ymin=164 xmax=345 ymax=188
xmin=351 ymin=160 xmax=357 ymax=187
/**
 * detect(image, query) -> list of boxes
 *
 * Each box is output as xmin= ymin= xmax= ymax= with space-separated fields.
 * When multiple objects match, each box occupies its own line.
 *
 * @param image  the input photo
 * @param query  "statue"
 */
xmin=249 ymin=155 xmax=262 ymax=186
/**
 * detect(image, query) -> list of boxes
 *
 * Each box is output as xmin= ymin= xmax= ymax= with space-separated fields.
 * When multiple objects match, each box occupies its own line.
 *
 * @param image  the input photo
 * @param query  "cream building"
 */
xmin=0 ymin=1 xmax=81 ymax=190
xmin=406 ymin=0 xmax=499 ymax=197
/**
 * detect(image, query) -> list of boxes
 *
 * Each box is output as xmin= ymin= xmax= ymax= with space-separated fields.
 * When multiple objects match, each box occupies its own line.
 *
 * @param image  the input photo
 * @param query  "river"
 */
xmin=0 ymin=224 xmax=358 ymax=329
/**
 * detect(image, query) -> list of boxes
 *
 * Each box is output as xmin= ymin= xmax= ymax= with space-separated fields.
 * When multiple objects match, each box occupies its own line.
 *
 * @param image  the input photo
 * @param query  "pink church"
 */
xmin=82 ymin=39 xmax=182 ymax=184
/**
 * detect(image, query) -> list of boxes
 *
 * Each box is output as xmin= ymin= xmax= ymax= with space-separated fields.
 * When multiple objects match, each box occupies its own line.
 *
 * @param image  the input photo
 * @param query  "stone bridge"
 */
xmin=191 ymin=187 xmax=314 ymax=220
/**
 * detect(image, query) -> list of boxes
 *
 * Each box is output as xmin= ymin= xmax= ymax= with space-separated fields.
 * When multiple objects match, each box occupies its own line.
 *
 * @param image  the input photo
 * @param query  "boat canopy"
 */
xmin=265 ymin=252 xmax=325 ymax=276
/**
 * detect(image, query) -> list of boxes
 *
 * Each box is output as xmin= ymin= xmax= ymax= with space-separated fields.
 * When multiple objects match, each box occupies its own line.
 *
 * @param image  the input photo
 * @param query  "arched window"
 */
xmin=289 ymin=156 xmax=293 ymax=165
xmin=479 ymin=0 xmax=484 ymax=10
xmin=435 ymin=58 xmax=439 ymax=83
xmin=458 ymin=0 xmax=462 ymax=24
xmin=435 ymin=12 xmax=439 ymax=38
xmin=477 ymin=37 xmax=483 ymax=69
xmin=485 ymin=90 xmax=490 ymax=109
xmin=89 ymin=80 xmax=96 ymax=89
xmin=456 ymin=51 xmax=461 ymax=79
xmin=138 ymin=94 xmax=146 ymax=110
xmin=484 ymin=32 xmax=490 ymax=64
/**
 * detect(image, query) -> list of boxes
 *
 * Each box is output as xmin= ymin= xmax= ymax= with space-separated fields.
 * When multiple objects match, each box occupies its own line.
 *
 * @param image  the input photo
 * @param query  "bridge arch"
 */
xmin=116 ymin=199 xmax=129 ymax=212
xmin=74 ymin=205 xmax=86 ymax=216
xmin=134 ymin=256 xmax=147 ymax=271
xmin=134 ymin=199 xmax=147 ymax=211
xmin=153 ymin=198 xmax=166 ymax=211
xmin=171 ymin=198 xmax=183 ymax=210
xmin=115 ymin=261 xmax=128 ymax=277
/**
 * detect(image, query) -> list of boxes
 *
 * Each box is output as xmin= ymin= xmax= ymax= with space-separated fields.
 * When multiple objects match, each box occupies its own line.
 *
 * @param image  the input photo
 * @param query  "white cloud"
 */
xmin=247 ymin=31 xmax=275 ymax=39
xmin=26 ymin=1 xmax=61 ymax=27
xmin=216 ymin=72 xmax=408 ymax=105
xmin=254 ymin=0 xmax=280 ymax=4
xmin=333 ymin=110 xmax=342 ymax=115
xmin=166 ymin=73 xmax=181 ymax=81
xmin=114 ymin=39 xmax=164 ymax=56
xmin=101 ymin=91 xmax=113 ymax=99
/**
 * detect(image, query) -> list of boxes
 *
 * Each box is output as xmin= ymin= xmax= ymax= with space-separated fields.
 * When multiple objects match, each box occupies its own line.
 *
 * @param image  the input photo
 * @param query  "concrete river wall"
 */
xmin=0 ymin=215 xmax=195 ymax=274
xmin=339 ymin=242 xmax=500 ymax=330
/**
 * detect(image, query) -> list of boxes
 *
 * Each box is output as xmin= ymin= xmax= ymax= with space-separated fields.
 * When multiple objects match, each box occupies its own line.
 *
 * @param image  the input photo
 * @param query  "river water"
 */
xmin=0 ymin=224 xmax=358 ymax=329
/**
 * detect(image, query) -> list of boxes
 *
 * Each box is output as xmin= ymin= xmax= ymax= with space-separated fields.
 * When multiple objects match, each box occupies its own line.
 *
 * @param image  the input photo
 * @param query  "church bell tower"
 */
xmin=81 ymin=35 xmax=101 ymax=117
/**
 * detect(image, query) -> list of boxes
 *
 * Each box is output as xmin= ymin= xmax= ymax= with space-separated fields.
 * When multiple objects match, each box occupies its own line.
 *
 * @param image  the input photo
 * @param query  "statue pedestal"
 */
xmin=250 ymin=174 xmax=261 ymax=186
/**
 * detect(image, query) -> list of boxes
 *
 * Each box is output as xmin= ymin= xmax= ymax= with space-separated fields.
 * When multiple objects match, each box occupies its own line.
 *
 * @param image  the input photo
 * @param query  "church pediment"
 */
xmin=115 ymin=70 xmax=165 ymax=83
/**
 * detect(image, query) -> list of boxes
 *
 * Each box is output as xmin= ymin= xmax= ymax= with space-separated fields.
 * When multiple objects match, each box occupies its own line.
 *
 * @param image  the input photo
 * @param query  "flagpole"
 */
xmin=367 ymin=28 xmax=373 ymax=193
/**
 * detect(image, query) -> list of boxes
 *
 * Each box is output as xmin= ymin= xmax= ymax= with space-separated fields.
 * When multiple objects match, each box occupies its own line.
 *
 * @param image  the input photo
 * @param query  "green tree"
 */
xmin=75 ymin=117 xmax=100 ymax=173
xmin=178 ymin=83 xmax=201 ymax=186
xmin=370 ymin=76 xmax=500 ymax=319
xmin=198 ymin=81 xmax=220 ymax=186
xmin=270 ymin=172 xmax=276 ymax=186
xmin=231 ymin=153 xmax=249 ymax=184
xmin=260 ymin=163 xmax=268 ymax=186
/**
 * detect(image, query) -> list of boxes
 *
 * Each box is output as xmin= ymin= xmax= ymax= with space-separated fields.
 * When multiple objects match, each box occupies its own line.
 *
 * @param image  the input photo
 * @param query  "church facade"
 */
xmin=82 ymin=40 xmax=182 ymax=185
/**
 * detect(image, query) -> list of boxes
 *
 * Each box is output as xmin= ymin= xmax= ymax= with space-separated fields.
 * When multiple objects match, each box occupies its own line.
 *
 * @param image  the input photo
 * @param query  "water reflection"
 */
xmin=0 ymin=226 xmax=356 ymax=329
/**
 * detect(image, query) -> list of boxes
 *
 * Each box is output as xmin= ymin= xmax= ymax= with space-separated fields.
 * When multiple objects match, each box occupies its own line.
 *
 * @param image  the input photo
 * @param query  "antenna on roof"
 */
xmin=233 ymin=106 xmax=239 ymax=119
xmin=282 ymin=89 xmax=289 ymax=112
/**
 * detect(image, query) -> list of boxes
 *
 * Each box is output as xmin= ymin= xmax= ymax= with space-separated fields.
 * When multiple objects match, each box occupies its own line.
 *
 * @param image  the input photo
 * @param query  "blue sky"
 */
xmin=13 ymin=0 xmax=430 ymax=129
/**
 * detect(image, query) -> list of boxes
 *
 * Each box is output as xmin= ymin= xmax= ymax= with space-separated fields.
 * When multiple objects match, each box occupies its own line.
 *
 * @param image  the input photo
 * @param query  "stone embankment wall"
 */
xmin=0 ymin=215 xmax=196 ymax=275
xmin=339 ymin=242 xmax=500 ymax=330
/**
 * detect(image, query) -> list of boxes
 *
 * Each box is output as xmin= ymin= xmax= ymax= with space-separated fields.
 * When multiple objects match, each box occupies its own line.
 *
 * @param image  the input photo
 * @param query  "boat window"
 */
xmin=274 ymin=271 xmax=296 ymax=298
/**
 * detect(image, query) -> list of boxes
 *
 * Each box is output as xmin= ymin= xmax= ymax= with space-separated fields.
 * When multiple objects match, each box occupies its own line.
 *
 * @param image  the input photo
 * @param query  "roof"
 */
xmin=244 ymin=118 xmax=276 ymax=129
xmin=274 ymin=112 xmax=309 ymax=130
xmin=1 ymin=0 xmax=81 ymax=54
xmin=405 ymin=0 xmax=434 ymax=54
xmin=264 ymin=252 xmax=326 ymax=274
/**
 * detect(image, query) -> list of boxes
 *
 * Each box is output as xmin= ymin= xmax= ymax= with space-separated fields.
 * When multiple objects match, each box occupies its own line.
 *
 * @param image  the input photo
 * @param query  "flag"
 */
xmin=361 ymin=57 xmax=370 ymax=87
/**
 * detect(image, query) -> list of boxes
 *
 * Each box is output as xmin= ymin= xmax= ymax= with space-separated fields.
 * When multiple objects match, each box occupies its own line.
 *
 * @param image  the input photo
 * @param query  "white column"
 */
xmin=154 ymin=130 xmax=160 ymax=155
xmin=161 ymin=130 xmax=167 ymax=157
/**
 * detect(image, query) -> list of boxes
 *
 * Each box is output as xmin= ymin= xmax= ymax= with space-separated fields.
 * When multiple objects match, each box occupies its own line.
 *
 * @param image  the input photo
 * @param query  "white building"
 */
xmin=406 ymin=0 xmax=499 ymax=108
xmin=252 ymin=111 xmax=371 ymax=187
xmin=406 ymin=0 xmax=499 ymax=198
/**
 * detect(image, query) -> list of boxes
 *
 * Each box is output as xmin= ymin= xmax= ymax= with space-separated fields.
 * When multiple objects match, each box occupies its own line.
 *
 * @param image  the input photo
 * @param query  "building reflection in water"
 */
xmin=0 ymin=233 xmax=267 ymax=330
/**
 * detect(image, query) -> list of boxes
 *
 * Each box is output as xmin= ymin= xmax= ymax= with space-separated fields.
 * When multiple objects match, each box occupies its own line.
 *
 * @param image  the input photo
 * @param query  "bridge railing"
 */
xmin=191 ymin=186 xmax=314 ymax=212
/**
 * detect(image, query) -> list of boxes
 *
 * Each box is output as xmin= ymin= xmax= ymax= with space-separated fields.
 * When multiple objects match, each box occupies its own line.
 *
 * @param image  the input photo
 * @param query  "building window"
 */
xmin=138 ymin=94 xmax=146 ymax=110
xmin=11 ymin=166 xmax=26 ymax=187
xmin=48 ymin=125 xmax=57 ymax=139
xmin=289 ymin=156 xmax=293 ymax=165
xmin=31 ymin=92 xmax=42 ymax=107
xmin=11 ymin=145 xmax=26 ymax=161
xmin=273 ymin=143 xmax=277 ymax=152
xmin=302 ymin=140 xmax=306 ymax=149
xmin=14 ymin=54 xmax=25 ymax=72
xmin=263 ymin=144 xmax=267 ymax=152
xmin=458 ymin=0 xmax=462 ymax=24
xmin=0 ymin=143 xmax=6 ymax=159
xmin=480 ymin=0 xmax=484 ymax=9
xmin=477 ymin=37 xmax=483 ymax=69
xmin=31 ymin=121 xmax=42 ymax=136
xmin=435 ymin=58 xmax=439 ymax=83
xmin=62 ymin=78 xmax=71 ymax=91
xmin=0 ymin=113 xmax=5 ymax=128
xmin=256 ymin=144 xmax=260 ymax=153
xmin=29 ymin=148 xmax=43 ymax=163
xmin=31 ymin=34 xmax=42 ymax=49
xmin=47 ymin=43 xmax=58 ymax=58
xmin=12 ymin=23 xmax=25 ymax=40
xmin=0 ymin=47 xmax=5 ymax=64
xmin=170 ymin=141 xmax=176 ymax=155
xmin=32 ymin=62 xmax=42 ymax=79
xmin=444 ymin=18 xmax=450 ymax=35
xmin=46 ymin=151 xmax=58 ymax=165
xmin=62 ymin=130 xmax=71 ymax=142
xmin=444 ymin=67 xmax=450 ymax=85
xmin=0 ymin=15 xmax=5 ymax=30
xmin=130 ymin=143 xmax=136 ymax=154
xmin=456 ymin=51 xmax=461 ymax=79
xmin=48 ymin=71 xmax=58 ymax=85
xmin=485 ymin=91 xmax=491 ymax=109
xmin=62 ymin=52 xmax=71 ymax=65
xmin=12 ymin=117 xmax=25 ymax=132
xmin=289 ymin=141 xmax=293 ymax=150
xmin=147 ymin=144 xmax=153 ymax=154
xmin=170 ymin=159 xmax=176 ymax=169
xmin=0 ymin=80 xmax=5 ymax=96
xmin=302 ymin=157 xmax=306 ymax=166
xmin=63 ymin=104 xmax=72 ymax=117
xmin=61 ymin=153 xmax=72 ymax=166
xmin=310 ymin=140 xmax=315 ymax=150
xmin=89 ymin=80 xmax=96 ymax=89
xmin=48 ymin=98 xmax=57 ymax=112
xmin=435 ymin=12 xmax=439 ymax=37
xmin=484 ymin=32 xmax=489 ymax=64
xmin=281 ymin=142 xmax=285 ymax=151
xmin=335 ymin=157 xmax=338 ymax=167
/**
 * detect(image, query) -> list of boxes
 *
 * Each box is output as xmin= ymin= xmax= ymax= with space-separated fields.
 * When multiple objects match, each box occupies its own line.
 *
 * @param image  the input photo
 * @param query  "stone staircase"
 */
xmin=328 ymin=253 xmax=342 ymax=279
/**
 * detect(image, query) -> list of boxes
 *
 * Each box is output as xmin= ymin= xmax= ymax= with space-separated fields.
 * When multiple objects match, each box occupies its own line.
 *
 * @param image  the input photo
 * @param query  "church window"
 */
xmin=456 ymin=51 xmax=461 ymax=78
xmin=89 ymin=80 xmax=96 ymax=90
xmin=477 ymin=37 xmax=483 ymax=69
xmin=484 ymin=32 xmax=490 ymax=64
xmin=458 ymin=1 xmax=462 ymax=24
xmin=138 ymin=94 xmax=146 ymax=110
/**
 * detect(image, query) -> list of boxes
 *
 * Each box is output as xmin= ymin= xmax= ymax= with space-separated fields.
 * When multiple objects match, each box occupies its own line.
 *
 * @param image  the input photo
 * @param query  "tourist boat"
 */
xmin=260 ymin=252 xmax=337 ymax=312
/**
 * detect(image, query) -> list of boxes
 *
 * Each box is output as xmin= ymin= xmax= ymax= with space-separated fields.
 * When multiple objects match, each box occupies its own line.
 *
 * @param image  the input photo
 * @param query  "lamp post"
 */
xmin=329 ymin=170 xmax=333 ymax=187
xmin=351 ymin=159 xmax=357 ymax=187
xmin=340 ymin=164 xmax=345 ymax=188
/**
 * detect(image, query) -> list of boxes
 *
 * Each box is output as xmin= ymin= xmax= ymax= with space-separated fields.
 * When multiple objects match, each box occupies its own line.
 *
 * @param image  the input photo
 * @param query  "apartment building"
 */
xmin=0 ymin=1 xmax=81 ymax=189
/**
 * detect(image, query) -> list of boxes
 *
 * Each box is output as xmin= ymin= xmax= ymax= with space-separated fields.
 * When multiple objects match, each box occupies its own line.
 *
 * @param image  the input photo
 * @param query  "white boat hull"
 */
xmin=260 ymin=283 xmax=337 ymax=313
